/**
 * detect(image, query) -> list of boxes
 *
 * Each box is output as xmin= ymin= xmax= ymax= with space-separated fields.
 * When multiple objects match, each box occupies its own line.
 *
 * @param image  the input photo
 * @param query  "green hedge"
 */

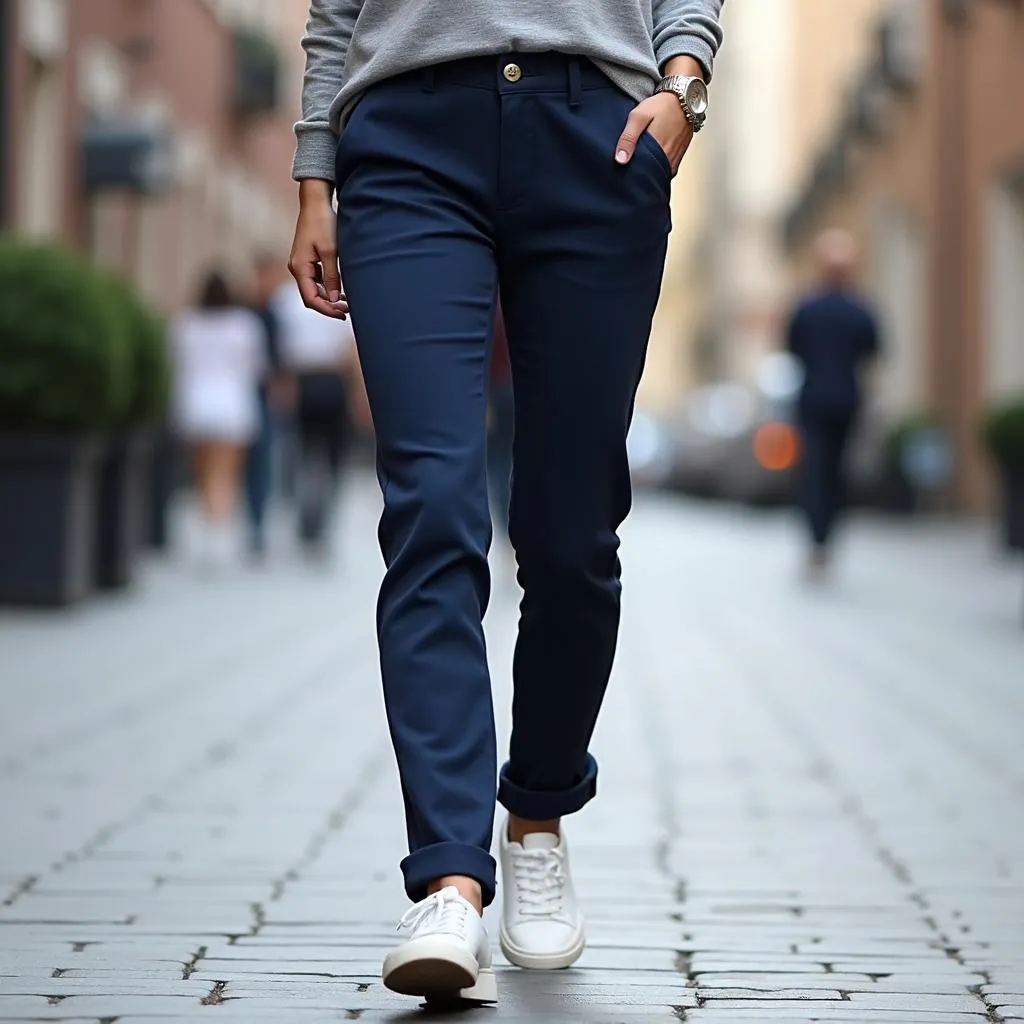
xmin=0 ymin=238 xmax=169 ymax=432
xmin=884 ymin=413 xmax=942 ymax=465
xmin=982 ymin=399 xmax=1024 ymax=469
xmin=96 ymin=271 xmax=170 ymax=426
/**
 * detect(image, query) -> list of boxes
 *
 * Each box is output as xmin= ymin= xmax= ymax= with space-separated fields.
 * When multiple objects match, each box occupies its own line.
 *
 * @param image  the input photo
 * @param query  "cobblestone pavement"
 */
xmin=1 ymin=475 xmax=1023 ymax=1023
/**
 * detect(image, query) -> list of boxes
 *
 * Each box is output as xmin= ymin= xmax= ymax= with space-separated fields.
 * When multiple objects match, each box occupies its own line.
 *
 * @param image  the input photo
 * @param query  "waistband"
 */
xmin=391 ymin=53 xmax=614 ymax=97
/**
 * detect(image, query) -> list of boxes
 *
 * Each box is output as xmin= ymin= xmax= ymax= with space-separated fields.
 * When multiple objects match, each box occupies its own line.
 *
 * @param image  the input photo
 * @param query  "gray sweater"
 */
xmin=292 ymin=0 xmax=724 ymax=182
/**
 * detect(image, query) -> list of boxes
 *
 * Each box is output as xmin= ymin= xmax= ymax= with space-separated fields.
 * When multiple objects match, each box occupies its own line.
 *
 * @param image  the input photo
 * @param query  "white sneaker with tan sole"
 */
xmin=382 ymin=886 xmax=497 ymax=1004
xmin=499 ymin=823 xmax=586 ymax=970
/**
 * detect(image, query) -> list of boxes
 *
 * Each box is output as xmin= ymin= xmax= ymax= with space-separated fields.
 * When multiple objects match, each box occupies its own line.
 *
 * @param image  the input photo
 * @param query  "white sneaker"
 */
xmin=498 ymin=823 xmax=586 ymax=969
xmin=382 ymin=887 xmax=497 ymax=1004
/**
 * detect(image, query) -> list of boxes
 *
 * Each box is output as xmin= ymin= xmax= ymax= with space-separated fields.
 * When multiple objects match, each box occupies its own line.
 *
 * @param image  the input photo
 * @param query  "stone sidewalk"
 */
xmin=1 ymin=476 xmax=1022 ymax=1023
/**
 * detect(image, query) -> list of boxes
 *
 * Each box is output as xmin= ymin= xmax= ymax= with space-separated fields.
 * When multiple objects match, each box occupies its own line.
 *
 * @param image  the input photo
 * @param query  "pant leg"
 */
xmin=295 ymin=378 xmax=322 ymax=545
xmin=800 ymin=420 xmax=830 ymax=547
xmin=321 ymin=378 xmax=351 ymax=485
xmin=320 ymin=388 xmax=351 ymax=540
xmin=297 ymin=373 xmax=348 ymax=545
xmin=820 ymin=415 xmax=854 ymax=546
xmin=336 ymin=69 xmax=501 ymax=905
xmin=486 ymin=382 xmax=515 ymax=536
xmin=802 ymin=414 xmax=855 ymax=549
xmin=493 ymin=68 xmax=671 ymax=819
xmin=244 ymin=390 xmax=273 ymax=542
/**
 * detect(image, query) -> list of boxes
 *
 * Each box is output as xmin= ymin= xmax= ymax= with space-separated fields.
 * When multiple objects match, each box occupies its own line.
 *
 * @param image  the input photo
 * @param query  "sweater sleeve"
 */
xmin=652 ymin=0 xmax=725 ymax=82
xmin=292 ymin=0 xmax=361 ymax=182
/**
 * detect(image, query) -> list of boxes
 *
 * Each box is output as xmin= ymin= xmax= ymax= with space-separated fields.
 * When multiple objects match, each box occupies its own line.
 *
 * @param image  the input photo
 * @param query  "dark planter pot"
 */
xmin=147 ymin=428 xmax=179 ymax=551
xmin=876 ymin=460 xmax=918 ymax=516
xmin=1000 ymin=464 xmax=1024 ymax=552
xmin=0 ymin=434 xmax=102 ymax=606
xmin=95 ymin=430 xmax=153 ymax=589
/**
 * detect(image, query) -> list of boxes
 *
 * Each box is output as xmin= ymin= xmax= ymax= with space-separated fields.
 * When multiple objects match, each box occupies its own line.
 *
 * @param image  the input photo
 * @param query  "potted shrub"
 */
xmin=92 ymin=272 xmax=171 ymax=587
xmin=0 ymin=239 xmax=131 ymax=605
xmin=981 ymin=398 xmax=1024 ymax=551
xmin=878 ymin=415 xmax=932 ymax=514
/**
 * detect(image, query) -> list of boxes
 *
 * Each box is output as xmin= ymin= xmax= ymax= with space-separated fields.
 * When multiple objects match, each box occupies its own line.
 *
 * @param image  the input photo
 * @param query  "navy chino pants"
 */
xmin=336 ymin=53 xmax=671 ymax=907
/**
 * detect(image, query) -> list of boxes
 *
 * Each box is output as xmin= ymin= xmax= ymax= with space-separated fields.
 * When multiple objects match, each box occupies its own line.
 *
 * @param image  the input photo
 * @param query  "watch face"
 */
xmin=685 ymin=79 xmax=709 ymax=115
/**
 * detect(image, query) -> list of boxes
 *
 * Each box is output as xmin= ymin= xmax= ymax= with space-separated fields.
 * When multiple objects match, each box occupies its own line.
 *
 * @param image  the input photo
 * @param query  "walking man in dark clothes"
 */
xmin=787 ymin=229 xmax=881 ymax=575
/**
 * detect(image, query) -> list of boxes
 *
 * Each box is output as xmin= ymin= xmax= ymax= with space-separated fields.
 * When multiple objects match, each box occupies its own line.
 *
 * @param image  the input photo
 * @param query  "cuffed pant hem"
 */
xmin=497 ymin=753 xmax=598 ymax=820
xmin=401 ymin=842 xmax=497 ymax=908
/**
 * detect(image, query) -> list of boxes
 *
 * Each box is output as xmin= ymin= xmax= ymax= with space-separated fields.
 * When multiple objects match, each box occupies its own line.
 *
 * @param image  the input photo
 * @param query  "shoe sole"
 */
xmin=424 ymin=968 xmax=497 ymax=1006
xmin=498 ymin=921 xmax=586 ymax=971
xmin=382 ymin=943 xmax=498 ymax=1004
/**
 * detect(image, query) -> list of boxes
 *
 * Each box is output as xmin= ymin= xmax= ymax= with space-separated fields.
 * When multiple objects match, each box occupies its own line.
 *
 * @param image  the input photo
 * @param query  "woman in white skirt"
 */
xmin=171 ymin=271 xmax=265 ymax=563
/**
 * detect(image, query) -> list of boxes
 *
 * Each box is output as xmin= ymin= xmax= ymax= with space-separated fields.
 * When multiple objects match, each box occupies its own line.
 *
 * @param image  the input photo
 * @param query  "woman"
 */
xmin=289 ymin=0 xmax=723 ymax=1004
xmin=270 ymin=277 xmax=357 ymax=557
xmin=171 ymin=271 xmax=265 ymax=567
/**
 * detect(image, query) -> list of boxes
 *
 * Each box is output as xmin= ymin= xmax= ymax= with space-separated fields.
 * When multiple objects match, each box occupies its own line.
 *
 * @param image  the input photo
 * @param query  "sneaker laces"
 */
xmin=398 ymin=887 xmax=470 ymax=937
xmin=510 ymin=847 xmax=567 ymax=917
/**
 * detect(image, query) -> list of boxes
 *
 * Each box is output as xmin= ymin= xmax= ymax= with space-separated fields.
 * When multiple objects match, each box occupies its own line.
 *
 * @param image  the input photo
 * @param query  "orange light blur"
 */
xmin=753 ymin=422 xmax=800 ymax=472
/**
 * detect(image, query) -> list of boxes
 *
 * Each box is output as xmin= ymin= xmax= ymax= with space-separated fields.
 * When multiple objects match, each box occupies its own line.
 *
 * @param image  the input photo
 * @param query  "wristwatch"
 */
xmin=655 ymin=75 xmax=709 ymax=133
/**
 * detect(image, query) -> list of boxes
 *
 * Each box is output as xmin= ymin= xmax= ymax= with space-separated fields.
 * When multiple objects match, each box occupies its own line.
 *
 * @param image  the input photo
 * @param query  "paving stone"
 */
xmin=0 ymin=480 xmax=1021 ymax=1021
xmin=698 ymin=987 xmax=845 ymax=1000
xmin=0 ymin=994 xmax=204 ymax=1017
xmin=696 ymin=973 xmax=875 ymax=990
xmin=842 ymin=992 xmax=989 ymax=1011
xmin=683 ymin=1014 xmax=987 ymax=1023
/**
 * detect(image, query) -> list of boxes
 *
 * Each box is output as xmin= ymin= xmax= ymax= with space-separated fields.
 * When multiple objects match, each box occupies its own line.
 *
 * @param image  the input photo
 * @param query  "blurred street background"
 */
xmin=2 ymin=0 xmax=1024 ymax=1021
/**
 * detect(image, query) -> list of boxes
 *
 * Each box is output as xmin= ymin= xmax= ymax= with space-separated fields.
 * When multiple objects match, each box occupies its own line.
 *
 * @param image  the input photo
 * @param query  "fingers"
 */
xmin=314 ymin=282 xmax=350 ymax=315
xmin=319 ymin=245 xmax=343 ymax=304
xmin=290 ymin=256 xmax=318 ymax=305
xmin=288 ymin=254 xmax=348 ymax=319
xmin=309 ymin=291 xmax=348 ymax=319
xmin=615 ymin=108 xmax=654 ymax=165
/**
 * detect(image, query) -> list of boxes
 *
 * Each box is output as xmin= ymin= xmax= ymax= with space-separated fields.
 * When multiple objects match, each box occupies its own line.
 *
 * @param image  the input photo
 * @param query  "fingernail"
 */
xmin=329 ymin=290 xmax=340 ymax=303
xmin=616 ymin=150 xmax=629 ymax=164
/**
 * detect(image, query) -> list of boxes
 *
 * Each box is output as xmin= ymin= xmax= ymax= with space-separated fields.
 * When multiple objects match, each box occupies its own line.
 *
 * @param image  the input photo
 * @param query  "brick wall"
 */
xmin=2 ymin=0 xmax=306 ymax=309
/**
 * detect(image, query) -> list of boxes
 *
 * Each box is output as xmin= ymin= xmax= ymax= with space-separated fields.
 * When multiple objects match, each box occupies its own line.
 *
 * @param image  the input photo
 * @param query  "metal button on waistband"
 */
xmin=503 ymin=63 xmax=522 ymax=83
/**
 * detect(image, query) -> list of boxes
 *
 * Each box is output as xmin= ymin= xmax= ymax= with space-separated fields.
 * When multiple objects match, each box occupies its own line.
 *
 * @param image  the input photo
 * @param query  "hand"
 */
xmin=289 ymin=179 xmax=349 ymax=319
xmin=615 ymin=92 xmax=693 ymax=176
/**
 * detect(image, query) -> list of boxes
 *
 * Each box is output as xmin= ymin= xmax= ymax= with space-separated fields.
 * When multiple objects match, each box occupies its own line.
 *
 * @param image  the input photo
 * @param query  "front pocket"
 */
xmin=638 ymin=130 xmax=673 ymax=180
xmin=335 ymin=92 xmax=372 ymax=186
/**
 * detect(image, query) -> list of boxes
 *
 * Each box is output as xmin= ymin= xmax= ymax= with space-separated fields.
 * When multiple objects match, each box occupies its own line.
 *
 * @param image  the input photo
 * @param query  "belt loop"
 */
xmin=568 ymin=58 xmax=582 ymax=109
xmin=422 ymin=66 xmax=436 ymax=93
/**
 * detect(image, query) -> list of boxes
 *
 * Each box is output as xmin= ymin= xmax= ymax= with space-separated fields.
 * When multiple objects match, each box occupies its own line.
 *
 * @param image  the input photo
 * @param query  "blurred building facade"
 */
xmin=0 ymin=0 xmax=308 ymax=310
xmin=640 ymin=0 xmax=887 ymax=411
xmin=784 ymin=0 xmax=1024 ymax=511
xmin=645 ymin=0 xmax=1024 ymax=513
xmin=640 ymin=127 xmax=711 ymax=411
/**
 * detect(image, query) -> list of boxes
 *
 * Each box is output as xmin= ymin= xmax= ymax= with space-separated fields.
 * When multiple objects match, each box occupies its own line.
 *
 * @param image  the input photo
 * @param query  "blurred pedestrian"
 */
xmin=272 ymin=279 xmax=356 ymax=557
xmin=787 ymin=229 xmax=881 ymax=576
xmin=486 ymin=306 xmax=514 ymax=556
xmin=171 ymin=271 xmax=265 ymax=568
xmin=289 ymin=0 xmax=723 ymax=1003
xmin=244 ymin=254 xmax=292 ymax=560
